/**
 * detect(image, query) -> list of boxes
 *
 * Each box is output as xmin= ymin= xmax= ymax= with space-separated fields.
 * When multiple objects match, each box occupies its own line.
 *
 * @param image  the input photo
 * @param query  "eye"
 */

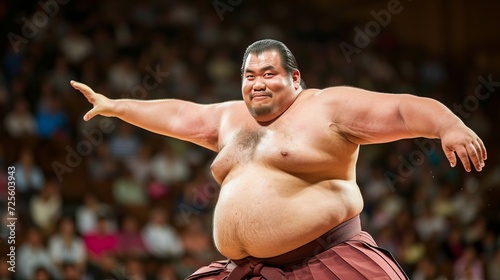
xmin=264 ymin=73 xmax=275 ymax=77
xmin=246 ymin=75 xmax=254 ymax=79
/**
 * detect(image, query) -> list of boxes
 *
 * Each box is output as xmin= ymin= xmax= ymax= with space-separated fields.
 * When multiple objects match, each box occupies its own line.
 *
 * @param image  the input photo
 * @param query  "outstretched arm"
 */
xmin=71 ymin=80 xmax=227 ymax=151
xmin=325 ymin=86 xmax=487 ymax=172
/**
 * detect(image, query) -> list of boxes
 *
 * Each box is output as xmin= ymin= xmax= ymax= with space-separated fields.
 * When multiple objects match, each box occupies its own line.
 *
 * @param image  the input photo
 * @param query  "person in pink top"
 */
xmin=83 ymin=215 xmax=118 ymax=275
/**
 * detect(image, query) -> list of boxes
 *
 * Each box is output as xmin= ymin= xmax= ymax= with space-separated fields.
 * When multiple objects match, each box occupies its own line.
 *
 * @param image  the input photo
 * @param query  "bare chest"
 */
xmin=210 ymin=121 xmax=344 ymax=184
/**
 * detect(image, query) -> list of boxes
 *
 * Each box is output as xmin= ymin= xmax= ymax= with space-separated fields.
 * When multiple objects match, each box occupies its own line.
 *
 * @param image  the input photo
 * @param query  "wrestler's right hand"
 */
xmin=70 ymin=80 xmax=116 ymax=121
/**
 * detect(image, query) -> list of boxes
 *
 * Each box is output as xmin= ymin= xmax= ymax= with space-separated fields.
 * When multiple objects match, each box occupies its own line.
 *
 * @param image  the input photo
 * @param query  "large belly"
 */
xmin=212 ymin=164 xmax=363 ymax=260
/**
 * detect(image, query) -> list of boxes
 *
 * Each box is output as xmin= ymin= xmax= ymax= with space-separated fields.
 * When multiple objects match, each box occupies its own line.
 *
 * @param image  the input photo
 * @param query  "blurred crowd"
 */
xmin=1 ymin=0 xmax=499 ymax=279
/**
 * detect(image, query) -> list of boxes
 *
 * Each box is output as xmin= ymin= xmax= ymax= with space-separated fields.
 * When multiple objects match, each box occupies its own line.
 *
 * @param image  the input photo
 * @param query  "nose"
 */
xmin=252 ymin=77 xmax=266 ymax=91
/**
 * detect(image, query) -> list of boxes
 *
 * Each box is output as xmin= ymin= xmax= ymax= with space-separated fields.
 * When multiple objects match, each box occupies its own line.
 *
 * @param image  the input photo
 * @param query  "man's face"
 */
xmin=242 ymin=50 xmax=300 ymax=123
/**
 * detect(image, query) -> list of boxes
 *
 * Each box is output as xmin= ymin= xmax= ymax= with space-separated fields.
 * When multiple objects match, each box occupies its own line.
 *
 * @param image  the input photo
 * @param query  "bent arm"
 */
xmin=326 ymin=86 xmax=487 ymax=171
xmin=71 ymin=81 xmax=227 ymax=151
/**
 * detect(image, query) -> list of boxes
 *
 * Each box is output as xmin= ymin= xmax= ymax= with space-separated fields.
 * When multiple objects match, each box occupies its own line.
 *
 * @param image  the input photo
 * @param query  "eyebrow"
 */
xmin=244 ymin=65 xmax=277 ymax=73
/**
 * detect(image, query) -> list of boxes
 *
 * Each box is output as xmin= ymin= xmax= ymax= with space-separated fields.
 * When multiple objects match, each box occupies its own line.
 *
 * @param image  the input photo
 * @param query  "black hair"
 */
xmin=241 ymin=39 xmax=307 ymax=89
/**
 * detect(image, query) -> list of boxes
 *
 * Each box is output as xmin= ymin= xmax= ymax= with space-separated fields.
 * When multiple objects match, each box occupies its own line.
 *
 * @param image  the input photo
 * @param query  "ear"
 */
xmin=291 ymin=69 xmax=301 ymax=90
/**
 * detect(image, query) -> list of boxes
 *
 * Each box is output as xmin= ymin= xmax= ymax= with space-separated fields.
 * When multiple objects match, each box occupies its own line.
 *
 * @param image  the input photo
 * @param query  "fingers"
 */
xmin=474 ymin=139 xmax=486 ymax=169
xmin=446 ymin=140 xmax=486 ymax=172
xmin=441 ymin=125 xmax=487 ymax=172
xmin=477 ymin=138 xmax=487 ymax=161
xmin=83 ymin=108 xmax=98 ymax=121
xmin=465 ymin=142 xmax=482 ymax=172
xmin=70 ymin=80 xmax=95 ymax=101
xmin=444 ymin=148 xmax=457 ymax=168
xmin=71 ymin=80 xmax=99 ymax=121
xmin=455 ymin=146 xmax=472 ymax=172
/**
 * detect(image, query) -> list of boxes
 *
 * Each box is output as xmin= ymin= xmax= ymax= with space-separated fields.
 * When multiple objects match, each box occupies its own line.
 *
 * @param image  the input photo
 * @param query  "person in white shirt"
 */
xmin=18 ymin=227 xmax=57 ymax=280
xmin=142 ymin=207 xmax=184 ymax=259
xmin=48 ymin=217 xmax=87 ymax=275
xmin=3 ymin=98 xmax=37 ymax=138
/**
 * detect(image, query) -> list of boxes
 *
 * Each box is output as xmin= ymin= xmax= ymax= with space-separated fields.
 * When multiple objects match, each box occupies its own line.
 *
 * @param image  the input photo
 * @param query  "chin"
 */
xmin=250 ymin=106 xmax=273 ymax=118
xmin=252 ymin=111 xmax=280 ymax=125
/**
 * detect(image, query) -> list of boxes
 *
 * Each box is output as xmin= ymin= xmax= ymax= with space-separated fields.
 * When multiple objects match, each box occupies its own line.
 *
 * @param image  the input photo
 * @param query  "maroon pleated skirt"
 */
xmin=186 ymin=215 xmax=408 ymax=279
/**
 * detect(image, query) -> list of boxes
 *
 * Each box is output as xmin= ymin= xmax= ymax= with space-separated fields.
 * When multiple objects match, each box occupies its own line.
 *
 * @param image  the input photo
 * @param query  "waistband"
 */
xmin=232 ymin=214 xmax=361 ymax=267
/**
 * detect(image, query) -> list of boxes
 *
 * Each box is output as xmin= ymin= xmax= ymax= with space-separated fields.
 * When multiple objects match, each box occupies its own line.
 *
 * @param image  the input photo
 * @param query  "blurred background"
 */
xmin=0 ymin=0 xmax=499 ymax=279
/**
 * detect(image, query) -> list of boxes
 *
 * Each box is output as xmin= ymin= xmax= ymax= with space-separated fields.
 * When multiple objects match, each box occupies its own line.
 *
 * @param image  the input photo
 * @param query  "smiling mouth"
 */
xmin=250 ymin=92 xmax=272 ymax=100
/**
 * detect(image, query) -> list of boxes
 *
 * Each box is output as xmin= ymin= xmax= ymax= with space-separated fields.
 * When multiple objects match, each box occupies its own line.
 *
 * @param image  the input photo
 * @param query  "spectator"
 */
xmin=488 ymin=249 xmax=500 ymax=280
xmin=108 ymin=57 xmax=140 ymax=93
xmin=108 ymin=122 xmax=141 ymax=160
xmin=482 ymin=230 xmax=498 ymax=260
xmin=464 ymin=217 xmax=487 ymax=245
xmin=206 ymin=50 xmax=238 ymax=83
xmin=142 ymin=208 xmax=184 ymax=259
xmin=442 ymin=227 xmax=465 ymax=262
xmin=432 ymin=184 xmax=455 ymax=218
xmin=454 ymin=246 xmax=485 ymax=280
xmin=414 ymin=205 xmax=448 ymax=242
xmin=360 ymin=166 xmax=391 ymax=211
xmin=398 ymin=231 xmax=425 ymax=271
xmin=88 ymin=252 xmax=120 ymax=280
xmin=117 ymin=215 xmax=148 ymax=259
xmin=124 ymin=258 xmax=153 ymax=280
xmin=175 ymin=166 xmax=217 ymax=221
xmin=83 ymin=215 xmax=118 ymax=266
xmin=86 ymin=142 xmax=120 ymax=182
xmin=36 ymin=93 xmax=69 ymax=140
xmin=180 ymin=217 xmax=220 ymax=265
xmin=48 ymin=217 xmax=87 ymax=275
xmin=76 ymin=194 xmax=116 ymax=235
xmin=48 ymin=56 xmax=76 ymax=95
xmin=3 ymin=98 xmax=37 ymax=138
xmin=29 ymin=179 xmax=62 ymax=235
xmin=60 ymin=263 xmax=86 ymax=280
xmin=156 ymin=263 xmax=179 ymax=280
xmin=18 ymin=227 xmax=57 ymax=280
xmin=92 ymin=28 xmax=116 ymax=64
xmin=59 ymin=26 xmax=93 ymax=65
xmin=14 ymin=147 xmax=45 ymax=201
xmin=149 ymin=143 xmax=190 ymax=186
xmin=411 ymin=257 xmax=443 ymax=280
xmin=452 ymin=179 xmax=482 ymax=226
xmin=145 ymin=174 xmax=170 ymax=201
xmin=126 ymin=145 xmax=152 ymax=184
xmin=33 ymin=267 xmax=53 ymax=280
xmin=0 ymin=257 xmax=14 ymax=280
xmin=112 ymin=167 xmax=148 ymax=206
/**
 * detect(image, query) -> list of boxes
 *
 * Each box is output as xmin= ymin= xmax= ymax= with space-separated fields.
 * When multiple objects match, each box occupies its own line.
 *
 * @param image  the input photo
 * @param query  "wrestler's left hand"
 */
xmin=440 ymin=124 xmax=487 ymax=172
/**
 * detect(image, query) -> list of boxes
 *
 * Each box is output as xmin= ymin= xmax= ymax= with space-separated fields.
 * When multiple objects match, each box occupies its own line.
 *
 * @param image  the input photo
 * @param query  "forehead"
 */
xmin=243 ymin=50 xmax=283 ymax=71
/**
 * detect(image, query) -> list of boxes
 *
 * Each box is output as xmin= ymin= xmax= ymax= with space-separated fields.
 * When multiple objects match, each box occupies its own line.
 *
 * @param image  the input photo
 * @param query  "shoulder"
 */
xmin=295 ymin=87 xmax=354 ymax=108
xmin=214 ymin=100 xmax=246 ymax=110
xmin=296 ymin=86 xmax=356 ymax=104
xmin=313 ymin=86 xmax=360 ymax=98
xmin=312 ymin=86 xmax=397 ymax=107
xmin=210 ymin=100 xmax=248 ymax=119
xmin=200 ymin=100 xmax=244 ymax=115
